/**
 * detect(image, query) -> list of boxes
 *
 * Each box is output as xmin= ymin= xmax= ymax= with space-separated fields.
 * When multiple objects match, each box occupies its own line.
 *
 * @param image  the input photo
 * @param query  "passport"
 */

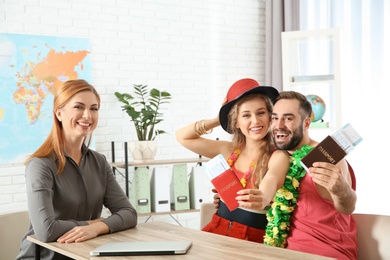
xmin=300 ymin=135 xmax=346 ymax=172
xmin=203 ymin=154 xmax=243 ymax=211
xmin=300 ymin=123 xmax=362 ymax=171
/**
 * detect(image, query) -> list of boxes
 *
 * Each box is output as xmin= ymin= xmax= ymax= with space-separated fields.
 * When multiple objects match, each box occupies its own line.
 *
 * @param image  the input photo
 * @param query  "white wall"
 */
xmin=2 ymin=0 xmax=381 ymax=229
xmin=0 ymin=0 xmax=267 ymax=229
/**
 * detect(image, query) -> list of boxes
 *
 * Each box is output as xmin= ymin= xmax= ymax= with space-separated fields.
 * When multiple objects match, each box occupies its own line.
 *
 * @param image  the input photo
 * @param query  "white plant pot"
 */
xmin=128 ymin=140 xmax=157 ymax=162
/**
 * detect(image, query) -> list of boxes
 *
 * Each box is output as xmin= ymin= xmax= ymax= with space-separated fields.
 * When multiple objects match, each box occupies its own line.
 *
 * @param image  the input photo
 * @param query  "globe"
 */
xmin=306 ymin=94 xmax=326 ymax=122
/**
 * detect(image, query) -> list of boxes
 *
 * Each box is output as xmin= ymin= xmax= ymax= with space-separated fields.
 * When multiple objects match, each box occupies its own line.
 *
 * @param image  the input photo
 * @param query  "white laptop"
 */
xmin=90 ymin=240 xmax=192 ymax=256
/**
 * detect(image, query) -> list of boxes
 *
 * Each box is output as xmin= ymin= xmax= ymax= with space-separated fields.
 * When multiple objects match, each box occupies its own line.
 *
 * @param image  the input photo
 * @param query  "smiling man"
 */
xmin=267 ymin=91 xmax=358 ymax=260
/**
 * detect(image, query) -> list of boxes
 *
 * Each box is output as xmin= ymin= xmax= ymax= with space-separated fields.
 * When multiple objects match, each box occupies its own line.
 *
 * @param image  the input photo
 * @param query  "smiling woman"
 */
xmin=55 ymin=89 xmax=99 ymax=164
xmin=16 ymin=79 xmax=137 ymax=260
xmin=29 ymin=80 xmax=101 ymax=173
xmin=175 ymin=78 xmax=290 ymax=243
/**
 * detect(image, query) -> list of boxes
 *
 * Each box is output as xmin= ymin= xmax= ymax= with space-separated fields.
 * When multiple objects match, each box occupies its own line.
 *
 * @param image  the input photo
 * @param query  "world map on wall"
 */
xmin=0 ymin=33 xmax=91 ymax=164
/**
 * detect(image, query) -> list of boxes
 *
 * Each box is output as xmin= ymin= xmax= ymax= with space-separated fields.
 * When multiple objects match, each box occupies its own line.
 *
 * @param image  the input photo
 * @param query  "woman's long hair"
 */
xmin=227 ymin=93 xmax=274 ymax=188
xmin=24 ymin=79 xmax=100 ymax=175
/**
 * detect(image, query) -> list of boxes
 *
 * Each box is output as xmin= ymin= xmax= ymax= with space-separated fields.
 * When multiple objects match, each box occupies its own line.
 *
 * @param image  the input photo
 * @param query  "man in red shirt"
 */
xmin=268 ymin=91 xmax=357 ymax=260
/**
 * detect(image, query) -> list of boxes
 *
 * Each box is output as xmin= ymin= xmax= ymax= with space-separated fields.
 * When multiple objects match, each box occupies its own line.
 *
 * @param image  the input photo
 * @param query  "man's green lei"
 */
xmin=263 ymin=145 xmax=313 ymax=248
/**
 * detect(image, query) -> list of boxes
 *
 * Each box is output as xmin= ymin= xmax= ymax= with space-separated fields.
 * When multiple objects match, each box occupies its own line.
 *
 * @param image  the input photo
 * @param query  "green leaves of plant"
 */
xmin=115 ymin=84 xmax=172 ymax=141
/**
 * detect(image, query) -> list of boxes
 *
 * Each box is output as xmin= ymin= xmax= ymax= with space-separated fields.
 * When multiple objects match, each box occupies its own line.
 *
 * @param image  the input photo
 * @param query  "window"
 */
xmin=299 ymin=0 xmax=388 ymax=92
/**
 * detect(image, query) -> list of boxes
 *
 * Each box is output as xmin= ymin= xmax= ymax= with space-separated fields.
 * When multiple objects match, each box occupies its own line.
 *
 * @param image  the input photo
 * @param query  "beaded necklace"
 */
xmin=227 ymin=148 xmax=256 ymax=188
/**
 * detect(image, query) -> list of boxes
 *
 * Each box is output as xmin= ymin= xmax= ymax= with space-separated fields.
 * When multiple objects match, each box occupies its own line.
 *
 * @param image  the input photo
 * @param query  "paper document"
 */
xmin=331 ymin=123 xmax=363 ymax=154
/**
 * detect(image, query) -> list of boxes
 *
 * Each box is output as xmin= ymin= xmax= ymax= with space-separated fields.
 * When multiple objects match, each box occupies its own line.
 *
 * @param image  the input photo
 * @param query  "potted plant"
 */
xmin=115 ymin=84 xmax=172 ymax=161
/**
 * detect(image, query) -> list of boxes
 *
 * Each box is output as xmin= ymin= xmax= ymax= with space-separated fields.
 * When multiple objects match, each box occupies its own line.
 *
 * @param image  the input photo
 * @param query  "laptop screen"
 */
xmin=90 ymin=240 xmax=192 ymax=256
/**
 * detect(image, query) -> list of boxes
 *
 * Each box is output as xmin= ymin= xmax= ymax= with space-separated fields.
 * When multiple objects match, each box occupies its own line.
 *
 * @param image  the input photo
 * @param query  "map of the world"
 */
xmin=0 ymin=33 xmax=91 ymax=164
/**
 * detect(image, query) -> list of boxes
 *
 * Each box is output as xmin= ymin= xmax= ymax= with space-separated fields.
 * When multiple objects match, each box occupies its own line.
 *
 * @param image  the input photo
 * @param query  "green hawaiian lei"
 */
xmin=263 ymin=145 xmax=313 ymax=248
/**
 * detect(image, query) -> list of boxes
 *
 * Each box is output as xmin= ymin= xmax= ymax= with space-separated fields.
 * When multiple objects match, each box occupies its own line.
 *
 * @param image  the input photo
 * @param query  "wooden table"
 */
xmin=28 ymin=221 xmax=335 ymax=260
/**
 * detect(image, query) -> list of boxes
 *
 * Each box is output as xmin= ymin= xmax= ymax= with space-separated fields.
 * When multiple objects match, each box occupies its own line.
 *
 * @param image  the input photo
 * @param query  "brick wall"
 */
xmin=0 ymin=0 xmax=266 ymax=229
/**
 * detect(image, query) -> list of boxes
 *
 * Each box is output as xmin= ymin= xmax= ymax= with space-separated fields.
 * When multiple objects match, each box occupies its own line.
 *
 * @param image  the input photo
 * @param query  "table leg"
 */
xmin=35 ymin=243 xmax=41 ymax=260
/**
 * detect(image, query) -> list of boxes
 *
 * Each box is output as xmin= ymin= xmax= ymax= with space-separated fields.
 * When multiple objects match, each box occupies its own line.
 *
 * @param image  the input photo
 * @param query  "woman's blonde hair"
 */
xmin=25 ymin=79 xmax=100 ymax=174
xmin=227 ymin=93 xmax=274 ymax=188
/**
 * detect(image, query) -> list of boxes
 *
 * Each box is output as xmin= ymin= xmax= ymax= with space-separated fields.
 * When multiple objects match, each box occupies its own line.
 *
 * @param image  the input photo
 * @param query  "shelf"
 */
xmin=138 ymin=209 xmax=200 ymax=217
xmin=282 ymin=28 xmax=342 ymax=134
xmin=110 ymin=141 xmax=209 ymax=198
xmin=309 ymin=121 xmax=329 ymax=129
xmin=138 ymin=209 xmax=201 ymax=226
xmin=110 ymin=141 xmax=211 ymax=224
xmin=111 ymin=157 xmax=209 ymax=168
xmin=292 ymin=74 xmax=334 ymax=83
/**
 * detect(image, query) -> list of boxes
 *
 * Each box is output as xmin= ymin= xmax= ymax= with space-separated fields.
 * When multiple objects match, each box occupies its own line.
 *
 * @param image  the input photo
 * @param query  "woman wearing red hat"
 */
xmin=176 ymin=78 xmax=290 ymax=243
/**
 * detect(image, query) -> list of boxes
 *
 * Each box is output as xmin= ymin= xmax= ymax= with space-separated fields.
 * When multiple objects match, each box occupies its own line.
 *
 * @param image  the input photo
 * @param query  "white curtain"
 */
xmin=299 ymin=0 xmax=388 ymax=94
xmin=265 ymin=0 xmax=300 ymax=91
xmin=299 ymin=0 xmax=390 ymax=215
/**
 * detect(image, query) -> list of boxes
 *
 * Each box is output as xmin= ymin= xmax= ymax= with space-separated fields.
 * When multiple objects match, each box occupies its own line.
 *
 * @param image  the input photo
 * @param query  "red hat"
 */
xmin=219 ymin=78 xmax=279 ymax=133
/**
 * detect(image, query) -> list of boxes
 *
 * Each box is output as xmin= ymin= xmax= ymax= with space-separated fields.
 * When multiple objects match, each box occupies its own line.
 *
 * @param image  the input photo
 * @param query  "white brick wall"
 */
xmin=0 ymin=0 xmax=266 ymax=229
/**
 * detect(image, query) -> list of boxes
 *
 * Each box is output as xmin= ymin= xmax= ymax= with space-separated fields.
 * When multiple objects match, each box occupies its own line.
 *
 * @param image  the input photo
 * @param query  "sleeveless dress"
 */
xmin=202 ymin=150 xmax=267 ymax=243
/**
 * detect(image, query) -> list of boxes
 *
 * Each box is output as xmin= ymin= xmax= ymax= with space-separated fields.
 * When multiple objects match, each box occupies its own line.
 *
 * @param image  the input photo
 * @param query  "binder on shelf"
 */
xmin=170 ymin=164 xmax=190 ymax=211
xmin=188 ymin=165 xmax=214 ymax=210
xmin=129 ymin=166 xmax=151 ymax=214
xmin=150 ymin=167 xmax=171 ymax=212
